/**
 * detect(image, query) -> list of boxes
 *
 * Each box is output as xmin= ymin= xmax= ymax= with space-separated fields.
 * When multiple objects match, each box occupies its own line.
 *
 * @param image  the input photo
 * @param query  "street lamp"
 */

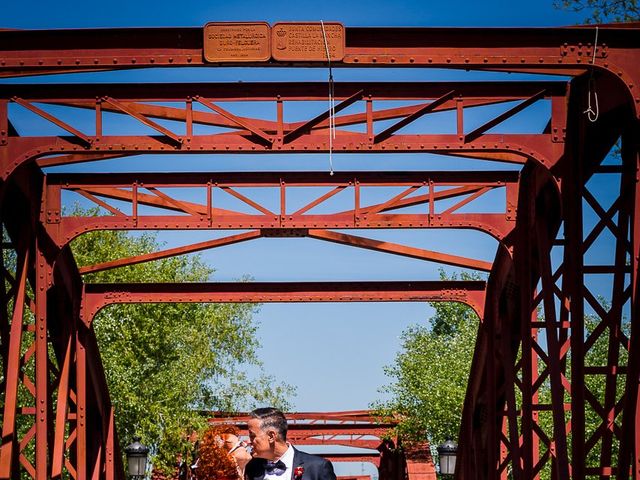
xmin=125 ymin=436 xmax=149 ymax=479
xmin=437 ymin=437 xmax=458 ymax=476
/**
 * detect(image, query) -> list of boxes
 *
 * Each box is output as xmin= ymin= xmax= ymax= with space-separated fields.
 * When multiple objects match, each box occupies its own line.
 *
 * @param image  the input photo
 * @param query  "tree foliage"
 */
xmin=555 ymin=0 xmax=639 ymax=22
xmin=69 ymin=207 xmax=293 ymax=471
xmin=373 ymin=270 xmax=482 ymax=448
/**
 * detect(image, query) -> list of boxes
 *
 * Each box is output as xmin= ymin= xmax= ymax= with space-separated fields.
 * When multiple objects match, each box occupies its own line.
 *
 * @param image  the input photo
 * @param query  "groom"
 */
xmin=245 ymin=407 xmax=337 ymax=480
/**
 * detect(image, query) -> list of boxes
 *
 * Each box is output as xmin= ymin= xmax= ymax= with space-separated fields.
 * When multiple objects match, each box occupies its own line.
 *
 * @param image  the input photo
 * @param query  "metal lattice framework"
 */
xmin=0 ymin=22 xmax=638 ymax=480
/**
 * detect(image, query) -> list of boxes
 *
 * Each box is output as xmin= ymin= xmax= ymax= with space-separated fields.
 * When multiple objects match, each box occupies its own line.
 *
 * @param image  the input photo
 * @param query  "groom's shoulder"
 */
xmin=294 ymin=448 xmax=328 ymax=465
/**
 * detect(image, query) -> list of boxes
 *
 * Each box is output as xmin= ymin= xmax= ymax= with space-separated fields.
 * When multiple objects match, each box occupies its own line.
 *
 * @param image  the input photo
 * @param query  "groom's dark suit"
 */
xmin=245 ymin=447 xmax=336 ymax=480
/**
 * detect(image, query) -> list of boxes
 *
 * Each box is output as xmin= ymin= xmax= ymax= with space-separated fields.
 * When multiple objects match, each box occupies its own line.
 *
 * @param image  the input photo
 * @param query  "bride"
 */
xmin=197 ymin=425 xmax=252 ymax=479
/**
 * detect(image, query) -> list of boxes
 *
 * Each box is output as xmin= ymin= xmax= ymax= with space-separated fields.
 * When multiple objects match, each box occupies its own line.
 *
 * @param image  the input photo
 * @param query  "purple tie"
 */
xmin=265 ymin=460 xmax=287 ymax=476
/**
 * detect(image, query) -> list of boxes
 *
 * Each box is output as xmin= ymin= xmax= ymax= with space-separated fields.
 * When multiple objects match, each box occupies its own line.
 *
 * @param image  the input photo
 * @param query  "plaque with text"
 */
xmin=271 ymin=22 xmax=345 ymax=62
xmin=204 ymin=22 xmax=271 ymax=62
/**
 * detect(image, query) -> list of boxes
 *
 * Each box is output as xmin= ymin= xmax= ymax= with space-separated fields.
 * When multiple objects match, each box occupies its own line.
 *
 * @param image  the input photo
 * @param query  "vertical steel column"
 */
xmin=34 ymin=243 xmax=51 ymax=478
xmin=515 ymin=170 xmax=537 ymax=480
xmin=564 ymin=126 xmax=585 ymax=480
xmin=0 ymin=233 xmax=7 ymax=415
xmin=597 ymin=155 xmax=632 ymax=476
xmin=485 ymin=306 xmax=498 ymax=480
xmin=513 ymin=165 xmax=566 ymax=480
xmin=617 ymin=128 xmax=640 ymax=479
xmin=499 ymin=309 xmax=522 ymax=480
xmin=106 ymin=407 xmax=116 ymax=480
xmin=76 ymin=324 xmax=87 ymax=480
xmin=0 ymin=100 xmax=7 ymax=155
xmin=537 ymin=215 xmax=570 ymax=480
xmin=0 ymin=249 xmax=29 ymax=479
xmin=52 ymin=334 xmax=73 ymax=478
xmin=519 ymin=306 xmax=538 ymax=479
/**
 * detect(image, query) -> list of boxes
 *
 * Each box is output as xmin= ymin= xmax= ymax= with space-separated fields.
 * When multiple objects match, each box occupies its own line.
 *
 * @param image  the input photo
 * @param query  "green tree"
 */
xmin=69 ymin=207 xmax=293 ymax=472
xmin=373 ymin=270 xmax=481 ymax=449
xmin=555 ymin=0 xmax=639 ymax=23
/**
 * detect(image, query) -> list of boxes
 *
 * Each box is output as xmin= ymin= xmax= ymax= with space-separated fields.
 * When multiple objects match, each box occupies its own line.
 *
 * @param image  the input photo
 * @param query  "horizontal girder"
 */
xmin=46 ymin=169 xmax=520 ymax=186
xmin=7 ymin=134 xmax=557 ymax=166
xmin=0 ymin=25 xmax=636 ymax=80
xmin=0 ymin=81 xmax=569 ymax=101
xmin=1 ymin=80 xmax=567 ymax=179
xmin=45 ymin=170 xmax=518 ymax=244
xmin=81 ymin=280 xmax=487 ymax=325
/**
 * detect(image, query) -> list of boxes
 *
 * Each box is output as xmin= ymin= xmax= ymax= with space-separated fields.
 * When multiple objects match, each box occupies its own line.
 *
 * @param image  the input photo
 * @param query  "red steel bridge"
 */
xmin=0 ymin=21 xmax=639 ymax=480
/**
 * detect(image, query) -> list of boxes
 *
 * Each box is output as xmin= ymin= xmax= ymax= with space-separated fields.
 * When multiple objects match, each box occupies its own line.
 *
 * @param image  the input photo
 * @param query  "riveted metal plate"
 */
xmin=271 ymin=22 xmax=345 ymax=61
xmin=203 ymin=22 xmax=271 ymax=62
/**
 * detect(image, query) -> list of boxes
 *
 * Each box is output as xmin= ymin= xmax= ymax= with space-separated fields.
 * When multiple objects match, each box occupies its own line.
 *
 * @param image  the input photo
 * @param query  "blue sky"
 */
xmin=2 ymin=1 xmax=601 ymax=474
xmin=4 ymin=0 xmax=586 ymax=29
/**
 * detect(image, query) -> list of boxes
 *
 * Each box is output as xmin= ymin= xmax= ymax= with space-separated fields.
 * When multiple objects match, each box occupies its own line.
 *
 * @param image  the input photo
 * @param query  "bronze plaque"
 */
xmin=271 ymin=22 xmax=345 ymax=62
xmin=203 ymin=22 xmax=271 ymax=62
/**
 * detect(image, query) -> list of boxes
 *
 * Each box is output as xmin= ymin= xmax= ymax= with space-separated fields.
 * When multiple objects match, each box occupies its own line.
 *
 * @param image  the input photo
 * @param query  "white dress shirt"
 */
xmin=264 ymin=443 xmax=294 ymax=480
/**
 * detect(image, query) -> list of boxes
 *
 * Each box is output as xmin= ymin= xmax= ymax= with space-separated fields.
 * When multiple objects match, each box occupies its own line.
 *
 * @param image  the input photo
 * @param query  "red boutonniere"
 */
xmin=294 ymin=466 xmax=304 ymax=479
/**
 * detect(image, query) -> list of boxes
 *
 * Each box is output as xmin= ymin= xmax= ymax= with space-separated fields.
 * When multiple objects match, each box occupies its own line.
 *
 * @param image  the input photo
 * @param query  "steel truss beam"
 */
xmin=80 ymin=280 xmax=487 ymax=325
xmin=0 ymin=25 xmax=637 ymax=89
xmin=0 ymin=22 xmax=638 ymax=480
xmin=43 ymin=170 xmax=518 ymax=244
xmin=0 ymin=80 xmax=569 ymax=180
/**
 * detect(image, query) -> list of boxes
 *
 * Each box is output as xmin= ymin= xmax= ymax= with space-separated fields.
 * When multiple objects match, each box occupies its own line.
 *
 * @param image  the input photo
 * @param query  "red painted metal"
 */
xmin=43 ymin=171 xmax=519 ymax=245
xmin=80 ymin=280 xmax=487 ymax=325
xmin=0 ymin=22 xmax=638 ymax=480
xmin=0 ymin=250 xmax=29 ymax=478
xmin=306 ymin=230 xmax=493 ymax=272
xmin=0 ymin=79 xmax=569 ymax=183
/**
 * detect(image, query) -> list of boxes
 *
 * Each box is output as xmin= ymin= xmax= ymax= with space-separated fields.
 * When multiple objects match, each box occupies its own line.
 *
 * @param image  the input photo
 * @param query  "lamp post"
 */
xmin=125 ymin=436 xmax=149 ymax=479
xmin=437 ymin=437 xmax=458 ymax=477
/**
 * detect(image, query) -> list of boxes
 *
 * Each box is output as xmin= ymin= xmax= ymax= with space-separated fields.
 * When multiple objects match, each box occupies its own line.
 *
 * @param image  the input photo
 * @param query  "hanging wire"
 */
xmin=320 ymin=20 xmax=335 ymax=175
xmin=584 ymin=26 xmax=599 ymax=123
